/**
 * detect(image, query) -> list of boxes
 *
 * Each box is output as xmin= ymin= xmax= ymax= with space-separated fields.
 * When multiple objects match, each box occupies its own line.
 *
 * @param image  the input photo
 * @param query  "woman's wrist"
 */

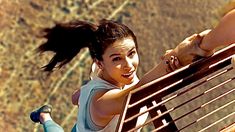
xmin=197 ymin=29 xmax=214 ymax=56
xmin=195 ymin=40 xmax=214 ymax=57
xmin=195 ymin=30 xmax=214 ymax=57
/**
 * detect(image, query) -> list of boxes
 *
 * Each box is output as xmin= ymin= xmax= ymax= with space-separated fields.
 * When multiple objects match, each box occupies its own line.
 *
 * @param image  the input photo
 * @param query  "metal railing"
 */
xmin=116 ymin=44 xmax=235 ymax=132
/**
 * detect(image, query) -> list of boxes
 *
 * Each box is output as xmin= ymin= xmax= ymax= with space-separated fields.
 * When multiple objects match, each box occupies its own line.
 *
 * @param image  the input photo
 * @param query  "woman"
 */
xmin=30 ymin=9 xmax=235 ymax=132
xmin=30 ymin=19 xmax=182 ymax=132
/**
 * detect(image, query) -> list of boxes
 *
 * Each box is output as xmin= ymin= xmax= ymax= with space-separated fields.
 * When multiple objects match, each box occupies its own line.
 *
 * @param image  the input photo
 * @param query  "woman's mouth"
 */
xmin=122 ymin=71 xmax=134 ymax=78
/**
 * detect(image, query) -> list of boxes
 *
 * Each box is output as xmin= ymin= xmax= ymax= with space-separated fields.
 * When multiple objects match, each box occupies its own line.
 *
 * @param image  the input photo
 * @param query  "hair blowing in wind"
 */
xmin=36 ymin=21 xmax=97 ymax=71
xmin=36 ymin=19 xmax=137 ymax=72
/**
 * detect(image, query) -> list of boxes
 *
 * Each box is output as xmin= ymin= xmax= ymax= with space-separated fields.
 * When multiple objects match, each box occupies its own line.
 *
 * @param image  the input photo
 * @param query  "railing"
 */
xmin=116 ymin=44 xmax=235 ymax=132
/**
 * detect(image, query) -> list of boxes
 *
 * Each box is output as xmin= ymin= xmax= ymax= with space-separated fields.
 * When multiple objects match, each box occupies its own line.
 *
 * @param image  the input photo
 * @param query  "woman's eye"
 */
xmin=112 ymin=57 xmax=121 ymax=61
xmin=129 ymin=51 xmax=136 ymax=57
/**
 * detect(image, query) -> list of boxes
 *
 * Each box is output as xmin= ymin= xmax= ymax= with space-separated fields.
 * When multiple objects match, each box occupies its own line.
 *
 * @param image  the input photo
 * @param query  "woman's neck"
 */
xmin=98 ymin=72 xmax=124 ymax=88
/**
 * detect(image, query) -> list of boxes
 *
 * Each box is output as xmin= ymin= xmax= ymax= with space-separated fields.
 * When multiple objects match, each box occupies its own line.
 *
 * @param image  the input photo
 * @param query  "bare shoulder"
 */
xmin=90 ymin=88 xmax=120 ymax=127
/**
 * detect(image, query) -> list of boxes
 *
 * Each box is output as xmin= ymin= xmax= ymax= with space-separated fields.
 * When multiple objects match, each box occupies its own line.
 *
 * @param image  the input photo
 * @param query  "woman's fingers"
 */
xmin=161 ymin=49 xmax=174 ymax=60
xmin=170 ymin=56 xmax=182 ymax=70
xmin=166 ymin=49 xmax=173 ymax=54
xmin=185 ymin=34 xmax=198 ymax=41
xmin=169 ymin=56 xmax=177 ymax=70
xmin=174 ymin=56 xmax=182 ymax=68
xmin=165 ymin=60 xmax=173 ymax=73
xmin=165 ymin=56 xmax=182 ymax=73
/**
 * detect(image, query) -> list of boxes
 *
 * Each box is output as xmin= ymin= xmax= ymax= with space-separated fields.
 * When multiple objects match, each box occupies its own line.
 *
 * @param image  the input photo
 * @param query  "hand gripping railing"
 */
xmin=116 ymin=44 xmax=235 ymax=132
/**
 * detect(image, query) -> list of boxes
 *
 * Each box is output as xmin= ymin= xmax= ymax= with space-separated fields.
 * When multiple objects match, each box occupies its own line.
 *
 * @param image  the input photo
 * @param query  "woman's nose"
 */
xmin=123 ymin=57 xmax=133 ymax=70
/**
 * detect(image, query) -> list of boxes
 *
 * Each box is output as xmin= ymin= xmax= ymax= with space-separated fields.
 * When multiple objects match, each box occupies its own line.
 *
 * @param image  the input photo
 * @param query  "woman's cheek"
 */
xmin=113 ymin=63 xmax=122 ymax=70
xmin=134 ymin=55 xmax=139 ymax=68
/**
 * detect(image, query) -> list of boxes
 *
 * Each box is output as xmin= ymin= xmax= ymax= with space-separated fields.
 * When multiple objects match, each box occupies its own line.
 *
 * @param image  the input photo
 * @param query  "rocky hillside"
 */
xmin=0 ymin=0 xmax=234 ymax=131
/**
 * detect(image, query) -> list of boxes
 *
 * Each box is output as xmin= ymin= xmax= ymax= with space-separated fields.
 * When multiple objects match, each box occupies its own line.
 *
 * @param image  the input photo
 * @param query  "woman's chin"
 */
xmin=123 ymin=77 xmax=135 ymax=85
xmin=120 ymin=72 xmax=137 ymax=86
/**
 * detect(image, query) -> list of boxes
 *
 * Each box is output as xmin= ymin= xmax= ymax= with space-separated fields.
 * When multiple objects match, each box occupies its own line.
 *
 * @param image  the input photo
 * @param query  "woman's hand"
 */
xmin=163 ymin=55 xmax=182 ymax=73
xmin=162 ymin=30 xmax=213 ymax=66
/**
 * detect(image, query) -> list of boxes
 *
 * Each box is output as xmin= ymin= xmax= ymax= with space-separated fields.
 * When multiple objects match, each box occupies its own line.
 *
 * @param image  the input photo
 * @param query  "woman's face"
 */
xmin=98 ymin=37 xmax=139 ymax=87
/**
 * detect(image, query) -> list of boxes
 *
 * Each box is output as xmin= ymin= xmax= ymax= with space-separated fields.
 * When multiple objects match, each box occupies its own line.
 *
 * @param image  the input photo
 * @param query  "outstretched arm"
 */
xmin=163 ymin=9 xmax=235 ymax=66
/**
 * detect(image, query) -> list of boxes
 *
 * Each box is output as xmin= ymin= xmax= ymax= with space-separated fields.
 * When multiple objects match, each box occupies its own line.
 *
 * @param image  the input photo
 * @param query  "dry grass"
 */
xmin=0 ymin=0 xmax=234 ymax=131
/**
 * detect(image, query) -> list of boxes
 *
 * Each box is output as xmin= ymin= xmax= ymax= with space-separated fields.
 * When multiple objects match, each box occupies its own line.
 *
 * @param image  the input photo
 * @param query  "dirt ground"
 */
xmin=0 ymin=0 xmax=234 ymax=131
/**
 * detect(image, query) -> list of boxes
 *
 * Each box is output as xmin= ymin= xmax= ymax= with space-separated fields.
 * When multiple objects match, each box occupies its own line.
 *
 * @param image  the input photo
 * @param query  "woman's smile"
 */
xmin=121 ymin=70 xmax=135 ymax=79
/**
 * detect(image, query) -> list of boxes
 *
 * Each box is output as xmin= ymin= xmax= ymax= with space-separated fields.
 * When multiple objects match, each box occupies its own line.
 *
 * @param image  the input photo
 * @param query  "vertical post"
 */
xmin=146 ymin=96 xmax=178 ymax=132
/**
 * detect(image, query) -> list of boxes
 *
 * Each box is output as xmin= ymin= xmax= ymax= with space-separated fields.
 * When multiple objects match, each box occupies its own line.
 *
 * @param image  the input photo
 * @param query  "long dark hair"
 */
xmin=36 ymin=19 xmax=137 ymax=72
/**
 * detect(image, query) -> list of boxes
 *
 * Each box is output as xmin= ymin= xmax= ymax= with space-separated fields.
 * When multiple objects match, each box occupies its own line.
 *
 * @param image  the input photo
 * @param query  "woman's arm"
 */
xmin=92 ymin=57 xmax=180 ymax=117
xmin=71 ymin=88 xmax=80 ymax=105
xmin=135 ymin=57 xmax=181 ymax=86
xmin=91 ymin=9 xmax=235 ymax=126
xmin=163 ymin=9 xmax=235 ymax=66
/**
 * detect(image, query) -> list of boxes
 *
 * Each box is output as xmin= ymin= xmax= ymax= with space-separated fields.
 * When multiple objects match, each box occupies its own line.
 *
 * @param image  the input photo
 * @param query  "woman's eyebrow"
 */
xmin=109 ymin=53 xmax=120 ymax=58
xmin=128 ymin=47 xmax=136 ymax=52
xmin=109 ymin=47 xmax=136 ymax=58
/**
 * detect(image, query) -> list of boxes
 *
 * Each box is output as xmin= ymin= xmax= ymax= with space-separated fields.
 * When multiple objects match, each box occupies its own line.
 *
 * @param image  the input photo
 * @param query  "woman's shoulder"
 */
xmin=82 ymin=77 xmax=119 ymax=91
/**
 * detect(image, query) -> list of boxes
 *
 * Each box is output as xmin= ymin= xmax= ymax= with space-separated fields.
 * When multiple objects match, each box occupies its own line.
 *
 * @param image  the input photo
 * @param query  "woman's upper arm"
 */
xmin=91 ymin=88 xmax=125 ymax=117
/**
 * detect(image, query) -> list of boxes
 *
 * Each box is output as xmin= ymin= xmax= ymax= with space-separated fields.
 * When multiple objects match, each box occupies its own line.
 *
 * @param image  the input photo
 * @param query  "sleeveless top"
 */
xmin=76 ymin=77 xmax=121 ymax=132
xmin=75 ymin=63 xmax=146 ymax=131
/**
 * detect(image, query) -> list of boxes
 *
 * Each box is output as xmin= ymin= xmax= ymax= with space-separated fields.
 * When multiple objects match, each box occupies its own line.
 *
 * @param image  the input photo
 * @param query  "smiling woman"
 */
xmin=29 ymin=19 xmax=181 ymax=132
xmin=29 ymin=8 xmax=235 ymax=131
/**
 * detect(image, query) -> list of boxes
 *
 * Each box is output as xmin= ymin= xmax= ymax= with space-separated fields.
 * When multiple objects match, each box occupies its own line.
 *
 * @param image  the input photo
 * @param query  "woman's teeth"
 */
xmin=122 ymin=72 xmax=133 ymax=77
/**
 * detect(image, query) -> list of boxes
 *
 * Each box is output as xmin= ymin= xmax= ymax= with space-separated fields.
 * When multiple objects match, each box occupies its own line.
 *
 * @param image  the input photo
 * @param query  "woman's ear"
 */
xmin=94 ymin=59 xmax=103 ymax=70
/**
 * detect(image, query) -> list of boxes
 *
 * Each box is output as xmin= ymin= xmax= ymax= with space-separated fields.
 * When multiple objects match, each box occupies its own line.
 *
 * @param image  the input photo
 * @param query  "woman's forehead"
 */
xmin=106 ymin=38 xmax=136 ymax=54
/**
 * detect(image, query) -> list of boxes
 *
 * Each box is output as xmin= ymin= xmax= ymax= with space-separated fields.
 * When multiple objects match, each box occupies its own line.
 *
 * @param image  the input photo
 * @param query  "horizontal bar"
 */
xmin=220 ymin=122 xmax=235 ymax=132
xmin=178 ymin=86 xmax=235 ymax=131
xmin=198 ymin=111 xmax=235 ymax=132
xmin=131 ymin=44 xmax=235 ymax=95
xmin=117 ymin=44 xmax=235 ymax=132
xmin=124 ymin=68 xmax=233 ymax=124
xmin=127 ymin=80 xmax=234 ymax=132
xmin=128 ymin=80 xmax=182 ymax=108
xmin=150 ymin=79 xmax=234 ymax=132
xmin=152 ymin=88 xmax=235 ymax=132
xmin=128 ymin=57 xmax=233 ymax=109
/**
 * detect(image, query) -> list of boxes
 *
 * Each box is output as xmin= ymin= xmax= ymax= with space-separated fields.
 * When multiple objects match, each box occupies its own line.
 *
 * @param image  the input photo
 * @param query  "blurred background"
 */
xmin=0 ymin=0 xmax=234 ymax=131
